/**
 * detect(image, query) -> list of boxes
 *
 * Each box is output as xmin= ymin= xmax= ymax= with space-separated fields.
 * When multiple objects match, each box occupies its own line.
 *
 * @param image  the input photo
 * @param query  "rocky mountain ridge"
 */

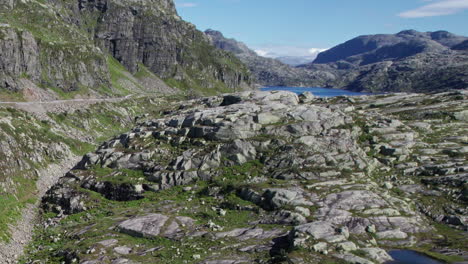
xmin=0 ymin=0 xmax=251 ymax=101
xmin=206 ymin=28 xmax=468 ymax=93
xmin=300 ymin=30 xmax=468 ymax=93
xmin=312 ymin=30 xmax=467 ymax=64
xmin=16 ymin=89 xmax=467 ymax=264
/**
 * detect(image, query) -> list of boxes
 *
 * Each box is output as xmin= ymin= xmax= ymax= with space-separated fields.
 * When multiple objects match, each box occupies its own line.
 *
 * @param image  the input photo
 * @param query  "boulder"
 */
xmin=360 ymin=248 xmax=394 ymax=263
xmin=337 ymin=241 xmax=358 ymax=252
xmin=254 ymin=113 xmax=281 ymax=125
xmin=262 ymin=188 xmax=313 ymax=210
xmin=118 ymin=214 xmax=194 ymax=239
xmin=299 ymin=91 xmax=315 ymax=103
xmin=376 ymin=229 xmax=408 ymax=240
xmin=334 ymin=253 xmax=374 ymax=264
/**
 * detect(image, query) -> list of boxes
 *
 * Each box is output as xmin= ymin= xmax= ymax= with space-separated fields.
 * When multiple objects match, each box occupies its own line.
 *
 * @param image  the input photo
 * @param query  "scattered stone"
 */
xmin=299 ymin=92 xmax=315 ymax=103
xmin=360 ymin=248 xmax=394 ymax=263
xmin=312 ymin=242 xmax=328 ymax=255
xmin=114 ymin=246 xmax=132 ymax=255
xmin=336 ymin=241 xmax=358 ymax=252
xmin=376 ymin=229 xmax=408 ymax=240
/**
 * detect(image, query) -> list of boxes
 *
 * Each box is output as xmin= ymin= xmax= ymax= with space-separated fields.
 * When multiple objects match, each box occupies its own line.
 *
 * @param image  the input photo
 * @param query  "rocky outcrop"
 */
xmin=118 ymin=214 xmax=195 ymax=239
xmin=300 ymin=30 xmax=468 ymax=93
xmin=0 ymin=30 xmax=109 ymax=95
xmin=0 ymin=27 xmax=40 ymax=91
xmin=29 ymin=90 xmax=468 ymax=264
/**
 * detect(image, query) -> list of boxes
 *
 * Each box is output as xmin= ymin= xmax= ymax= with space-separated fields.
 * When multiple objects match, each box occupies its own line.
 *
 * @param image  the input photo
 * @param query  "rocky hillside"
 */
xmin=0 ymin=0 xmax=251 ymax=101
xmin=20 ymin=90 xmax=468 ymax=264
xmin=300 ymin=30 xmax=468 ymax=93
xmin=205 ymin=29 xmax=331 ymax=87
xmin=0 ymin=95 xmax=172 ymax=262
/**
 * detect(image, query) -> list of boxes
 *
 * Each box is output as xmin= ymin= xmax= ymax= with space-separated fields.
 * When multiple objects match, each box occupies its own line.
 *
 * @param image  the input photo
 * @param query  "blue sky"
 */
xmin=175 ymin=0 xmax=468 ymax=58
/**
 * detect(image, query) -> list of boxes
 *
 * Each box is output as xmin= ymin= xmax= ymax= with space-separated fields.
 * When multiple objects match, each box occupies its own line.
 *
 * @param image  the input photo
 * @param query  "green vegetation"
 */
xmin=0 ymin=89 xmax=26 ymax=101
xmin=212 ymin=160 xmax=264 ymax=191
xmin=107 ymin=56 xmax=139 ymax=95
xmin=0 ymin=107 xmax=87 ymax=241
xmin=134 ymin=63 xmax=155 ymax=79
xmin=88 ymin=166 xmax=146 ymax=185
xmin=23 ymin=176 xmax=271 ymax=263
xmin=0 ymin=175 xmax=36 ymax=242
xmin=164 ymin=33 xmax=250 ymax=96
xmin=0 ymin=95 xmax=166 ymax=242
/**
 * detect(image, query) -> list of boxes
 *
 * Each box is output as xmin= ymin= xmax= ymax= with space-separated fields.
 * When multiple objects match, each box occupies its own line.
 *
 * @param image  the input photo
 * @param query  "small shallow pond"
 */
xmin=386 ymin=250 xmax=444 ymax=264
xmin=260 ymin=86 xmax=371 ymax=97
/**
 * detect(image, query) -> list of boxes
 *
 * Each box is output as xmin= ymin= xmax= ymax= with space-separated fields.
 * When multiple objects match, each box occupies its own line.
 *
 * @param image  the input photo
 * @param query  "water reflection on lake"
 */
xmin=386 ymin=250 xmax=444 ymax=264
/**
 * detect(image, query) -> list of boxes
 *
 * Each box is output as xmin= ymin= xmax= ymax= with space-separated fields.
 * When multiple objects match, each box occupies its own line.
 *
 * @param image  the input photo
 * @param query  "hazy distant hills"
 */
xmin=275 ymin=56 xmax=317 ymax=66
xmin=312 ymin=30 xmax=467 ymax=64
xmin=205 ymin=29 xmax=330 ymax=87
xmin=453 ymin=40 xmax=468 ymax=51
xmin=301 ymin=30 xmax=468 ymax=92
xmin=207 ymin=28 xmax=468 ymax=93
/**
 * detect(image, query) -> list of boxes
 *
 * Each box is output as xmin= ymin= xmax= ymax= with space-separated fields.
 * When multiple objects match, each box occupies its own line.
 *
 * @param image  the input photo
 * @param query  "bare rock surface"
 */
xmin=15 ymin=90 xmax=468 ymax=264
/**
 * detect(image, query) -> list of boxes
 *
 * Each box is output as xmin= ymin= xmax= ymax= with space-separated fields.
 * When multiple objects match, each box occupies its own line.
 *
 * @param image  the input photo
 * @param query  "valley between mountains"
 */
xmin=0 ymin=0 xmax=467 ymax=263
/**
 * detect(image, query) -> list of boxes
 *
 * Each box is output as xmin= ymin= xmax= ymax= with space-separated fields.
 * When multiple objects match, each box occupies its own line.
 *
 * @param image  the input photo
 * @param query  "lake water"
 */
xmin=386 ymin=250 xmax=444 ymax=264
xmin=261 ymin=86 xmax=370 ymax=98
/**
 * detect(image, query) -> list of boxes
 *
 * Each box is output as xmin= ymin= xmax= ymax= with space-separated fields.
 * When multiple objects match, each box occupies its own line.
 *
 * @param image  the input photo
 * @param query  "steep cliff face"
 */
xmin=0 ymin=0 xmax=117 ymax=99
xmin=0 ymin=0 xmax=251 ymax=100
xmin=0 ymin=28 xmax=40 ymax=91
xmin=78 ymin=0 xmax=251 ymax=92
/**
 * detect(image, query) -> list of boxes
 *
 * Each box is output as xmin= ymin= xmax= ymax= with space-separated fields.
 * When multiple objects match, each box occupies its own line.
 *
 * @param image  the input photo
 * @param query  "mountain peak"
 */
xmin=205 ymin=29 xmax=224 ymax=38
xmin=205 ymin=29 xmax=256 ymax=56
xmin=396 ymin=29 xmax=422 ymax=36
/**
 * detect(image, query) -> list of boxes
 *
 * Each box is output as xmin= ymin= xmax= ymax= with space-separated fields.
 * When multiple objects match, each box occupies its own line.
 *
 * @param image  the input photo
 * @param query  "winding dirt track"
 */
xmin=0 ymin=95 xmax=135 ymax=120
xmin=0 ymin=94 xmax=133 ymax=105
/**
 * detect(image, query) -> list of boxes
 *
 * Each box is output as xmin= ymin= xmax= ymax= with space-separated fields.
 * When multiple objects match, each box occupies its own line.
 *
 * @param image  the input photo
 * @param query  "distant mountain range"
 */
xmin=205 ymin=29 xmax=331 ymax=87
xmin=207 ymin=29 xmax=468 ymax=93
xmin=299 ymin=30 xmax=468 ymax=92
xmin=275 ymin=56 xmax=317 ymax=66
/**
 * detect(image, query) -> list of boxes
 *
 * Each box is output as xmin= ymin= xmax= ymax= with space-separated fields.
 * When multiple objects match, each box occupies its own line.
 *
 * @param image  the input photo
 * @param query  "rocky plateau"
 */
xmin=10 ymin=89 xmax=466 ymax=264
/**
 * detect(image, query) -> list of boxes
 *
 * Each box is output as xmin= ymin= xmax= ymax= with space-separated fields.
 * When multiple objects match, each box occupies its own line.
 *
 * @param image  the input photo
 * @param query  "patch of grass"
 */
xmin=107 ymin=56 xmax=139 ymax=95
xmin=212 ymin=160 xmax=264 ymax=191
xmin=134 ymin=63 xmax=155 ymax=79
xmin=0 ymin=89 xmax=26 ymax=102
xmin=0 ymin=186 xmax=35 ymax=241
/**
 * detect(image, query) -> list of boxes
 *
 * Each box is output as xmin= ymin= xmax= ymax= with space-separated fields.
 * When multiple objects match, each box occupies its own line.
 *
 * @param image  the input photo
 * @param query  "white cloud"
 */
xmin=253 ymin=45 xmax=327 ymax=59
xmin=309 ymin=48 xmax=328 ymax=55
xmin=399 ymin=0 xmax=468 ymax=18
xmin=254 ymin=50 xmax=270 ymax=57
xmin=176 ymin=2 xmax=198 ymax=8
